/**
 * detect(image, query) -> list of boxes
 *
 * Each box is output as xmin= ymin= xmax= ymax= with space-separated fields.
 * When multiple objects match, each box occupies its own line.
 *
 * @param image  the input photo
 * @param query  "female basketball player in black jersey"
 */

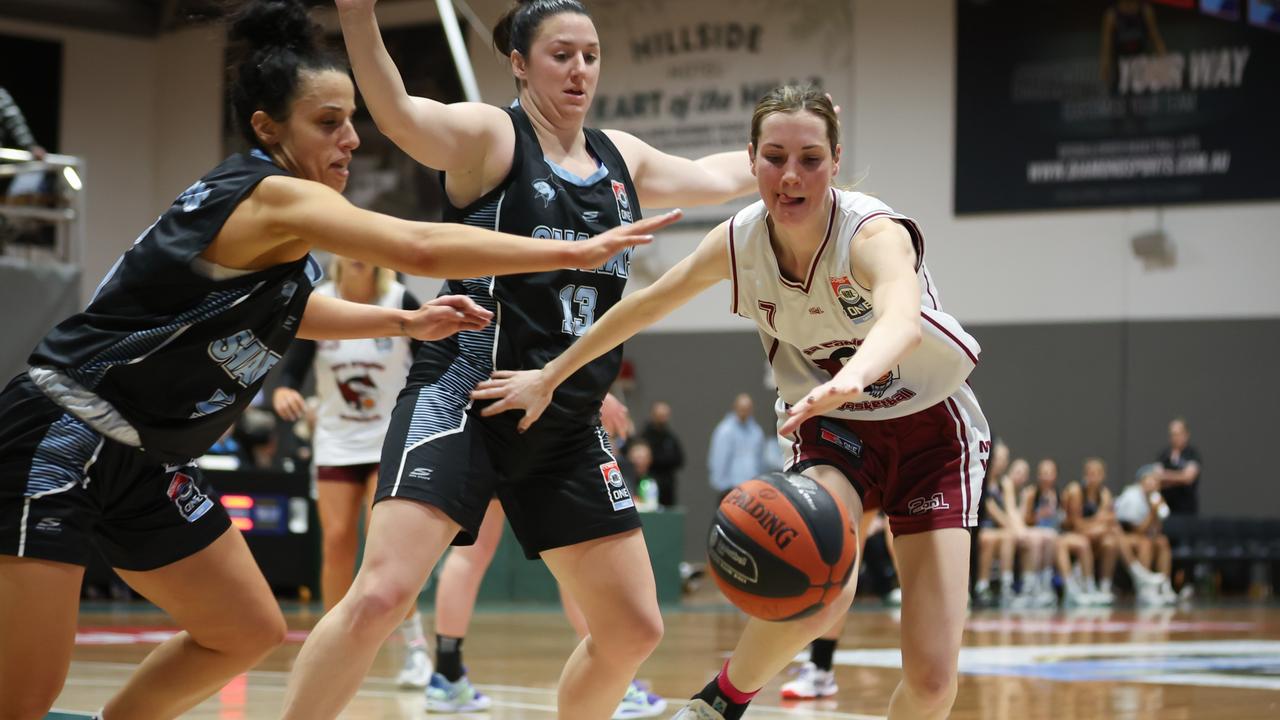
xmin=0 ymin=1 xmax=675 ymax=717
xmin=281 ymin=1 xmax=754 ymax=717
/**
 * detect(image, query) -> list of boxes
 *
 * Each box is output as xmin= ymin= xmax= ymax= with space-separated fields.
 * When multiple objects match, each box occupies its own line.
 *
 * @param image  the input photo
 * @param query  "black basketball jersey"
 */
xmin=27 ymin=151 xmax=321 ymax=463
xmin=409 ymin=104 xmax=641 ymax=423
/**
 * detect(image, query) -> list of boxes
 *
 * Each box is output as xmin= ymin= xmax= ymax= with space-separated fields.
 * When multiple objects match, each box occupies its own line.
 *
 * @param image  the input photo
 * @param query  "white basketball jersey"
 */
xmin=312 ymin=281 xmax=413 ymax=465
xmin=729 ymin=188 xmax=981 ymax=420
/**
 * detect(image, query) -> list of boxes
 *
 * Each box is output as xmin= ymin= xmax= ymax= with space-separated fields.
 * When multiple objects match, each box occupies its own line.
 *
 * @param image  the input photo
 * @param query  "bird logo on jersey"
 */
xmin=337 ymin=374 xmax=377 ymax=413
xmin=532 ymin=177 xmax=558 ymax=207
xmin=829 ymin=276 xmax=873 ymax=323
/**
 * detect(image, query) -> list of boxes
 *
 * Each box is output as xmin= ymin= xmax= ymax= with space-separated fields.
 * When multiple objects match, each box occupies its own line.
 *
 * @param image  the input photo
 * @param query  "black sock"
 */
xmin=436 ymin=634 xmax=464 ymax=682
xmin=811 ymin=638 xmax=837 ymax=672
xmin=692 ymin=675 xmax=752 ymax=720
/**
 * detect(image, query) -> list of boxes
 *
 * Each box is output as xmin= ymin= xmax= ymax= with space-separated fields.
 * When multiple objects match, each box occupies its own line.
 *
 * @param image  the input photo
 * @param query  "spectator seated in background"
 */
xmin=1114 ymin=463 xmax=1177 ymax=604
xmin=1002 ymin=458 xmax=1059 ymax=607
xmin=974 ymin=441 xmax=1016 ymax=607
xmin=1023 ymin=458 xmax=1106 ymax=605
xmin=1064 ymin=458 xmax=1169 ymax=604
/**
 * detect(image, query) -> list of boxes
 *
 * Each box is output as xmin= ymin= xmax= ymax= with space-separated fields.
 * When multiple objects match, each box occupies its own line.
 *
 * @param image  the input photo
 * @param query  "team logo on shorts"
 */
xmin=817 ymin=419 xmax=864 ymax=459
xmin=167 ymin=472 xmax=214 ymax=523
xmin=829 ymin=276 xmax=873 ymax=323
xmin=599 ymin=460 xmax=634 ymax=511
xmin=611 ymin=180 xmax=634 ymax=224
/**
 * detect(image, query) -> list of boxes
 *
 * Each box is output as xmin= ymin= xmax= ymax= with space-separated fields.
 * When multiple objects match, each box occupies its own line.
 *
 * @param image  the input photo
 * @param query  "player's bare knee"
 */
xmin=346 ymin=579 xmax=418 ymax=634
xmin=596 ymin=605 xmax=663 ymax=661
xmin=903 ymin=660 xmax=958 ymax=710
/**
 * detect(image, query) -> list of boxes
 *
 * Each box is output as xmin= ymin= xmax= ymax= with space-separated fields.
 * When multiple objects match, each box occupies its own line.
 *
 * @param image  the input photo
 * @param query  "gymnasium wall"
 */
xmin=1 ymin=2 xmax=1275 ymax=564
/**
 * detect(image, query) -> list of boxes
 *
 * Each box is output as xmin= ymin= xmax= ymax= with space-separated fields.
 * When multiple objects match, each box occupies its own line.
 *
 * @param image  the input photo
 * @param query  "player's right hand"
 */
xmin=273 ymin=386 xmax=307 ymax=422
xmin=471 ymin=370 xmax=555 ymax=432
xmin=572 ymin=209 xmax=683 ymax=269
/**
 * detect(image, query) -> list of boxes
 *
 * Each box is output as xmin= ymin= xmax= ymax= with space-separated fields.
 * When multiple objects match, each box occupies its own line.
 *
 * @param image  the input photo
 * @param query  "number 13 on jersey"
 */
xmin=559 ymin=284 xmax=598 ymax=336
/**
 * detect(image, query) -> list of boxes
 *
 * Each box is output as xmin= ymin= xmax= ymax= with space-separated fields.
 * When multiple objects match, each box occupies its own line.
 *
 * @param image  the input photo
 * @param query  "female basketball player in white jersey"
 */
xmin=0 ymin=0 xmax=674 ymax=716
xmin=272 ymin=257 xmax=434 ymax=688
xmin=475 ymin=85 xmax=990 ymax=720
xmin=280 ymin=1 xmax=753 ymax=717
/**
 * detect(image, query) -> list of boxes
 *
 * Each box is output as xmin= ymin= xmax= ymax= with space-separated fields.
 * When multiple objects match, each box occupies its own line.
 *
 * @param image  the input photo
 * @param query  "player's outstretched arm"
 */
xmin=334 ymin=0 xmax=509 ymax=172
xmin=780 ymin=218 xmax=923 ymax=435
xmin=257 ymin=176 xmax=682 ymax=278
xmin=604 ymin=130 xmax=756 ymax=209
xmin=297 ymin=292 xmax=492 ymax=342
xmin=471 ymin=221 xmax=733 ymax=431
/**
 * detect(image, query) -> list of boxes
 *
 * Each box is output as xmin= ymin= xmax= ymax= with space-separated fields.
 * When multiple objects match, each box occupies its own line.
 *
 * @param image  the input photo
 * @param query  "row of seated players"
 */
xmin=974 ymin=444 xmax=1177 ymax=607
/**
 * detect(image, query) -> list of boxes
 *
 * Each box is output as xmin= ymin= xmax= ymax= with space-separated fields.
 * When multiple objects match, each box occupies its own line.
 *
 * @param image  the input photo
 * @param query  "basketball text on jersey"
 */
xmin=208 ymin=330 xmax=282 ymax=388
xmin=599 ymin=460 xmax=635 ymax=511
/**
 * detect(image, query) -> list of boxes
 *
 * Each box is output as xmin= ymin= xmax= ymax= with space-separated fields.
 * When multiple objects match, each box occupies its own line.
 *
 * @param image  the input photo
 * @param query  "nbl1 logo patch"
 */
xmin=167 ymin=471 xmax=214 ymax=523
xmin=829 ymin=276 xmax=873 ymax=323
xmin=611 ymin=180 xmax=634 ymax=224
xmin=599 ymin=460 xmax=634 ymax=511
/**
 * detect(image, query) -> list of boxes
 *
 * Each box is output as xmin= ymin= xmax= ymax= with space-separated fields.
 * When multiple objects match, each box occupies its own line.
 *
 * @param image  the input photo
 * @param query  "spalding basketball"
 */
xmin=707 ymin=471 xmax=857 ymax=621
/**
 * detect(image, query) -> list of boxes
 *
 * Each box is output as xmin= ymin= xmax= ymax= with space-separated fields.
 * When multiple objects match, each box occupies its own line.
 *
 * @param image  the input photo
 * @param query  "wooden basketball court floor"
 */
xmin=47 ymin=595 xmax=1280 ymax=719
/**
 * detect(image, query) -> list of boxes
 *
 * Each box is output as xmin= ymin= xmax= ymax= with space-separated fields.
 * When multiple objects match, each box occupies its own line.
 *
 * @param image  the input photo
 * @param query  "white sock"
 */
xmin=1085 ymin=576 xmax=1100 ymax=593
xmin=1021 ymin=571 xmax=1038 ymax=593
xmin=975 ymin=579 xmax=989 ymax=593
xmin=1100 ymin=578 xmax=1113 ymax=593
xmin=1000 ymin=571 xmax=1015 ymax=590
xmin=401 ymin=609 xmax=426 ymax=648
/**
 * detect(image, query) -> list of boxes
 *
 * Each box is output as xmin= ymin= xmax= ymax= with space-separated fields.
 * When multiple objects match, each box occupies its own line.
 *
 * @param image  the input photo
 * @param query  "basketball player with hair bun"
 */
xmin=279 ymin=0 xmax=754 ymax=717
xmin=0 ymin=0 xmax=670 ymax=716
xmin=475 ymin=84 xmax=991 ymax=720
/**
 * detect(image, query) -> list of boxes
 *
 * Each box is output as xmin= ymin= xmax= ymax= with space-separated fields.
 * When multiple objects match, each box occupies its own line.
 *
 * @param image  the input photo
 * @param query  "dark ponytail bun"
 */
xmin=227 ymin=0 xmax=345 ymax=150
xmin=492 ymin=0 xmax=589 ymax=57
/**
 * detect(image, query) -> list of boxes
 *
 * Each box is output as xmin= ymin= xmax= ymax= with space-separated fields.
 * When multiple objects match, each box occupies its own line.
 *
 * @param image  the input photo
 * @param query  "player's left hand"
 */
xmin=600 ymin=392 xmax=632 ymax=442
xmin=403 ymin=295 xmax=493 ymax=340
xmin=472 ymin=369 xmax=554 ymax=432
xmin=778 ymin=378 xmax=863 ymax=436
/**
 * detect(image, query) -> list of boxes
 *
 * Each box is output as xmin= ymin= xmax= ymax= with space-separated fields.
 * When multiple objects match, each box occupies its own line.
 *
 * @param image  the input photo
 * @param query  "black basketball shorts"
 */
xmin=375 ymin=384 xmax=641 ymax=559
xmin=0 ymin=374 xmax=231 ymax=570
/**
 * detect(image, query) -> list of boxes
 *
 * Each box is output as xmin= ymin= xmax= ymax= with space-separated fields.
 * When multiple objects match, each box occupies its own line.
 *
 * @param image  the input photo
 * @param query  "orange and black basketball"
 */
xmin=707 ymin=471 xmax=857 ymax=621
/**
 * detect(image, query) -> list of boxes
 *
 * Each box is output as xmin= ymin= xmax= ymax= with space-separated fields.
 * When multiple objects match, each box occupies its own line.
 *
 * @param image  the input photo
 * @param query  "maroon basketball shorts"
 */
xmin=779 ymin=383 xmax=989 ymax=536
xmin=316 ymin=462 xmax=378 ymax=484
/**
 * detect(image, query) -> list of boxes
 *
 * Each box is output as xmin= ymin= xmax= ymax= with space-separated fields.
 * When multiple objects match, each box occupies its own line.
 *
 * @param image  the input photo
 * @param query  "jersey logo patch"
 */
xmin=816 ymin=419 xmax=864 ymax=460
xmin=599 ymin=460 xmax=634 ymax=511
xmin=611 ymin=180 xmax=634 ymax=224
xmin=532 ymin=176 xmax=559 ymax=207
xmin=167 ymin=472 xmax=214 ymax=523
xmin=829 ymin=276 xmax=873 ymax=323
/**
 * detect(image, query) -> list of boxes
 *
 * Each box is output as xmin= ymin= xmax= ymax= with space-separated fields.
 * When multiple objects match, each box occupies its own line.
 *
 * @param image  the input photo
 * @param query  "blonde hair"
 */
xmin=750 ymin=85 xmax=840 ymax=156
xmin=329 ymin=256 xmax=396 ymax=300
